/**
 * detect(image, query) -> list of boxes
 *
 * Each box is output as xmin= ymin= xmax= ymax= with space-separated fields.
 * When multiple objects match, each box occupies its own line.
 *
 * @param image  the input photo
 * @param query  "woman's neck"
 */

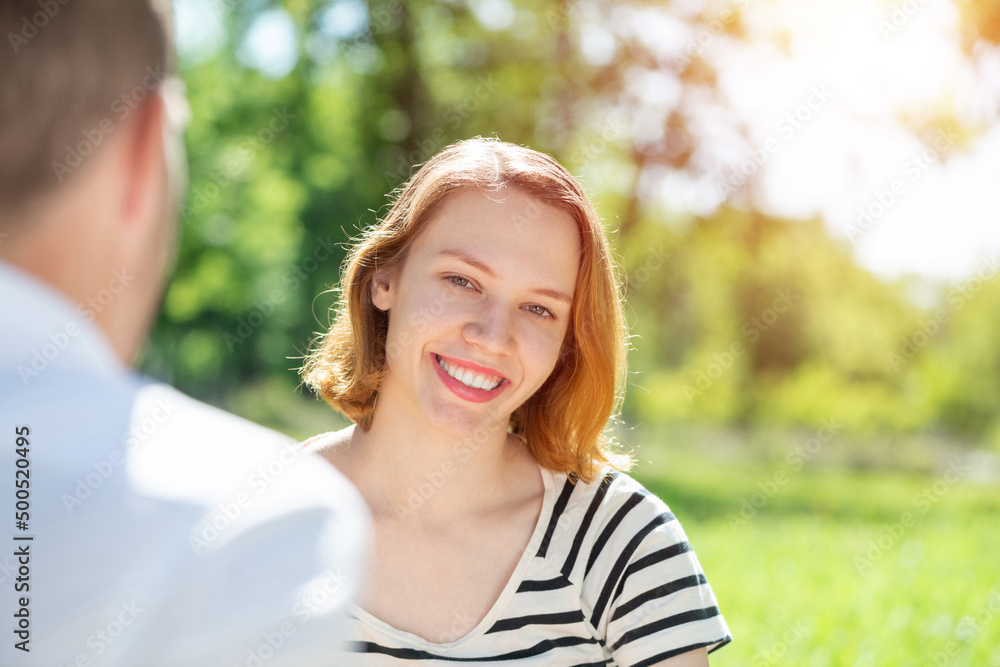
xmin=342 ymin=387 xmax=531 ymax=525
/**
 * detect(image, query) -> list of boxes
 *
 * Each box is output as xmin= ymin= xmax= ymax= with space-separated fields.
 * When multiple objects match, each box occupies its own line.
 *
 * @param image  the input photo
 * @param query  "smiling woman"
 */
xmin=299 ymin=137 xmax=732 ymax=666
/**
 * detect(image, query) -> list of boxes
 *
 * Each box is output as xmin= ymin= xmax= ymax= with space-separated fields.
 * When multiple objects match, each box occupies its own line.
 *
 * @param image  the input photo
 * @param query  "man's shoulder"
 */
xmin=127 ymin=382 xmax=363 ymax=513
xmin=131 ymin=381 xmax=294 ymax=450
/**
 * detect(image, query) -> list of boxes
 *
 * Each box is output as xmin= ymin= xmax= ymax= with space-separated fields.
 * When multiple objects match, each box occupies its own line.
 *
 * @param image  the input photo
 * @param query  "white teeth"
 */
xmin=437 ymin=355 xmax=502 ymax=391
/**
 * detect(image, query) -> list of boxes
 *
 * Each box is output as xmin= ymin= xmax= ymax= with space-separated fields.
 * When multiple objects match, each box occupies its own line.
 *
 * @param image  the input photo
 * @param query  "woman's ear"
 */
xmin=370 ymin=266 xmax=395 ymax=311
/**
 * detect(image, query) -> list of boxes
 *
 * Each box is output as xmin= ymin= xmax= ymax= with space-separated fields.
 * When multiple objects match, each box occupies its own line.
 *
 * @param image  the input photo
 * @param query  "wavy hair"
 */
xmin=301 ymin=137 xmax=632 ymax=483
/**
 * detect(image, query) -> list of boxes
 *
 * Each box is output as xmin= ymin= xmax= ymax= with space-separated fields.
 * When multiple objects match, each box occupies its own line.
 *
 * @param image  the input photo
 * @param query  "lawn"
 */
xmin=631 ymin=436 xmax=1000 ymax=667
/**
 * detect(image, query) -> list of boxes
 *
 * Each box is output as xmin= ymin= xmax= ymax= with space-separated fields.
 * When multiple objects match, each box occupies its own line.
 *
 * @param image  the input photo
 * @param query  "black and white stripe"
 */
xmin=341 ymin=467 xmax=731 ymax=665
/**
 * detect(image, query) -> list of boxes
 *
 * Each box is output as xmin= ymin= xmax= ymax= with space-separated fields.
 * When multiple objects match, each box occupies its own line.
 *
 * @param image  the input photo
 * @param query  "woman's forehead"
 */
xmin=421 ymin=193 xmax=574 ymax=251
xmin=418 ymin=188 xmax=576 ymax=243
xmin=408 ymin=189 xmax=581 ymax=286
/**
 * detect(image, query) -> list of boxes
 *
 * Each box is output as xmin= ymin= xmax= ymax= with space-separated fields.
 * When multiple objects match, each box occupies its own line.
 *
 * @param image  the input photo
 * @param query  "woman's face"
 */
xmin=371 ymin=187 xmax=581 ymax=436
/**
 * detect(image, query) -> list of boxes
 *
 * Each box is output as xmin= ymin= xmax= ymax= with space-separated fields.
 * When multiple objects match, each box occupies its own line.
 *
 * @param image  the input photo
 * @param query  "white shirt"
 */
xmin=0 ymin=260 xmax=371 ymax=666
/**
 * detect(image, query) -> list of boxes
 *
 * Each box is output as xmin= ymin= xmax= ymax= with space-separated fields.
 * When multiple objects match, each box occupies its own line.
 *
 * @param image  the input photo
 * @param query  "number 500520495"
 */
xmin=15 ymin=426 xmax=30 ymax=529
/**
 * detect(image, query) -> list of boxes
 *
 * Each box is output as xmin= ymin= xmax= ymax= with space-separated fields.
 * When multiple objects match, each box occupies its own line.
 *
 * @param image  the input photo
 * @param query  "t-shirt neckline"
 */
xmin=350 ymin=459 xmax=557 ymax=650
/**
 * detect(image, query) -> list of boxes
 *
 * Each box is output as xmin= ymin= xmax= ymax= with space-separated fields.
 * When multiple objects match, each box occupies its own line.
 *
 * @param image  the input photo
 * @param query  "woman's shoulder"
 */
xmin=299 ymin=423 xmax=355 ymax=455
xmin=541 ymin=465 xmax=733 ymax=661
xmin=299 ymin=424 xmax=357 ymax=479
xmin=551 ymin=465 xmax=678 ymax=526
xmin=538 ymin=465 xmax=689 ymax=575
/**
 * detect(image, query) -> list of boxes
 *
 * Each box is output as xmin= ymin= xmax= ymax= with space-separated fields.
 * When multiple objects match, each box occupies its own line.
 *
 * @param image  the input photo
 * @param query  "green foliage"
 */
xmin=619 ymin=209 xmax=959 ymax=437
xmin=146 ymin=0 xmax=1000 ymax=450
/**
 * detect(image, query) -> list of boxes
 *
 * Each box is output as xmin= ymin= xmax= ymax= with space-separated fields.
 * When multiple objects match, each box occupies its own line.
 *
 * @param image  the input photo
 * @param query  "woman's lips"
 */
xmin=431 ymin=353 xmax=509 ymax=403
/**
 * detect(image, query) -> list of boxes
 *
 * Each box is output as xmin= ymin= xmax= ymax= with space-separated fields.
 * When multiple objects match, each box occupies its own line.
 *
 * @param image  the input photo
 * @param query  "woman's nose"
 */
xmin=463 ymin=300 xmax=515 ymax=354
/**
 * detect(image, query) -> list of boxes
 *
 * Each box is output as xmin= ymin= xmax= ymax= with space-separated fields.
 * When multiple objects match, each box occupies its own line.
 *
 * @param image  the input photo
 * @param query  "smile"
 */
xmin=432 ymin=353 xmax=509 ymax=402
xmin=437 ymin=354 xmax=503 ymax=390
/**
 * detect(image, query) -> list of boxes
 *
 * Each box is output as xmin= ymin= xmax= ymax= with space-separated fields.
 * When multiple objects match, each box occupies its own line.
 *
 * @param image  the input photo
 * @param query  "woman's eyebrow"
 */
xmin=437 ymin=248 xmax=573 ymax=305
xmin=438 ymin=248 xmax=496 ymax=277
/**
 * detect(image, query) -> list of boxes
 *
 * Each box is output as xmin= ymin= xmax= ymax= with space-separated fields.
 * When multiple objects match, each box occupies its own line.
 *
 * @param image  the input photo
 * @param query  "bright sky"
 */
xmin=176 ymin=0 xmax=1000 ymax=283
xmin=709 ymin=0 xmax=1000 ymax=282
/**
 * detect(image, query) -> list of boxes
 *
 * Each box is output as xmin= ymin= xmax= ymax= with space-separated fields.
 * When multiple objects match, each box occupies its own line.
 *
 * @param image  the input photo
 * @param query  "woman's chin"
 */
xmin=422 ymin=401 xmax=511 ymax=441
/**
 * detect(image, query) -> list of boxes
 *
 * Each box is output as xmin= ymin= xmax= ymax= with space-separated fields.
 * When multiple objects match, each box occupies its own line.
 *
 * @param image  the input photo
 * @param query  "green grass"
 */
xmin=631 ymin=443 xmax=1000 ymax=667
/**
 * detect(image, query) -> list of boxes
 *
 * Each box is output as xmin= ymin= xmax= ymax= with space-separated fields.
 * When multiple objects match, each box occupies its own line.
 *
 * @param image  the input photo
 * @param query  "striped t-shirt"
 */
xmin=339 ymin=463 xmax=732 ymax=665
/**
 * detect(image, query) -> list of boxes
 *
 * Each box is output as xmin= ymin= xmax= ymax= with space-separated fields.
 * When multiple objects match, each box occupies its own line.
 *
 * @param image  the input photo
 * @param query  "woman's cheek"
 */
xmin=390 ymin=284 xmax=436 ymax=335
xmin=409 ymin=283 xmax=460 ymax=327
xmin=544 ymin=328 xmax=570 ymax=376
xmin=383 ymin=289 xmax=433 ymax=363
xmin=516 ymin=325 xmax=556 ymax=372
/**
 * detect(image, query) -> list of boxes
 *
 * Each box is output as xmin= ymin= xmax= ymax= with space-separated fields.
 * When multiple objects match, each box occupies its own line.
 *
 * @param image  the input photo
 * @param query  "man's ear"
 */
xmin=370 ymin=265 xmax=395 ymax=311
xmin=120 ymin=94 xmax=168 ymax=228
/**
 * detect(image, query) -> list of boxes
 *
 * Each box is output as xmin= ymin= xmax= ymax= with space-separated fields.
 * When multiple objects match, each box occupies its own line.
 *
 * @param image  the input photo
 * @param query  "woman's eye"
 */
xmin=447 ymin=275 xmax=472 ymax=288
xmin=525 ymin=304 xmax=554 ymax=319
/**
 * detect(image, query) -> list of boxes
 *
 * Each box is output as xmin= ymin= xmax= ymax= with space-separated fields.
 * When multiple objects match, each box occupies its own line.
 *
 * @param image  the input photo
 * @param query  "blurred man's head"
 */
xmin=0 ymin=0 xmax=185 ymax=364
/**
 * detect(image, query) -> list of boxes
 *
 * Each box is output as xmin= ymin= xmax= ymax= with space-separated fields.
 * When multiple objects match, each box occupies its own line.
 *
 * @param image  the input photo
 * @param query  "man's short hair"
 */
xmin=0 ymin=0 xmax=174 ymax=221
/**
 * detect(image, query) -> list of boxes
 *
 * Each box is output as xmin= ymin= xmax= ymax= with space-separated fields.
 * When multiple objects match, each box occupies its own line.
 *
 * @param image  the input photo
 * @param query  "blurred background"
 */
xmin=150 ymin=0 xmax=1000 ymax=663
